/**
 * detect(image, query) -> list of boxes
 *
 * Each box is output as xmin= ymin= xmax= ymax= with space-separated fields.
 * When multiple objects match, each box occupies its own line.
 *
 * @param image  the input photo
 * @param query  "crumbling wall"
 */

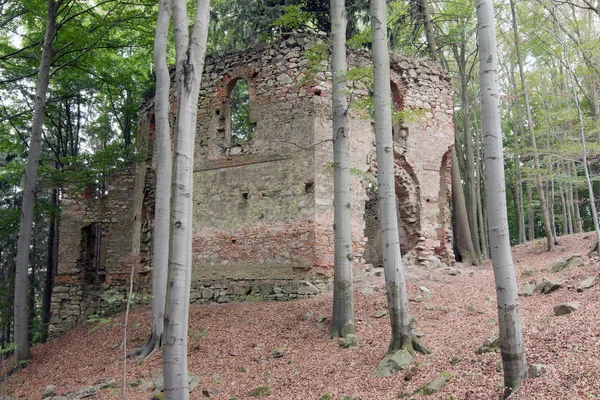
xmin=51 ymin=32 xmax=454 ymax=337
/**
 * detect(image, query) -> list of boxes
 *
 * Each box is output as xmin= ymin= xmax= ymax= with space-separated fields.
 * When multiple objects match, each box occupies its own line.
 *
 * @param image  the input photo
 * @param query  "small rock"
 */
xmin=189 ymin=374 xmax=199 ymax=393
xmin=413 ymin=373 xmax=449 ymax=395
xmin=534 ymin=278 xmax=565 ymax=294
xmin=315 ymin=314 xmax=327 ymax=323
xmin=138 ymin=380 xmax=154 ymax=392
xmin=248 ymin=386 xmax=271 ymax=397
xmin=550 ymin=254 xmax=583 ymax=273
xmin=73 ymin=386 xmax=97 ymax=399
xmin=371 ymin=310 xmax=387 ymax=318
xmin=410 ymin=295 xmax=425 ymax=303
xmin=528 ymin=363 xmax=546 ymax=378
xmin=271 ymin=348 xmax=284 ymax=358
xmin=577 ymin=276 xmax=596 ymax=292
xmin=42 ymin=385 xmax=56 ymax=398
xmin=153 ymin=374 xmax=164 ymax=392
xmin=359 ymin=286 xmax=374 ymax=296
xmin=518 ymin=283 xmax=534 ymax=297
xmin=404 ymin=365 xmax=420 ymax=381
xmin=339 ymin=334 xmax=358 ymax=348
xmin=94 ymin=378 xmax=117 ymax=390
xmin=554 ymin=302 xmax=580 ymax=316
xmin=372 ymin=348 xmax=413 ymax=377
xmin=419 ymin=286 xmax=432 ymax=293
xmin=424 ymin=305 xmax=434 ymax=311
xmin=476 ymin=337 xmax=500 ymax=354
xmin=297 ymin=282 xmax=319 ymax=295
xmin=203 ymin=388 xmax=220 ymax=397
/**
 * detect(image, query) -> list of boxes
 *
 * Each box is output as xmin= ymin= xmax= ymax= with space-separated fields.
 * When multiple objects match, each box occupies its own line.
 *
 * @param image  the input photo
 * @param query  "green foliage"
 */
xmin=248 ymin=386 xmax=271 ymax=397
xmin=271 ymin=5 xmax=311 ymax=31
xmin=230 ymin=80 xmax=252 ymax=145
xmin=350 ymin=168 xmax=378 ymax=193
xmin=299 ymin=42 xmax=329 ymax=86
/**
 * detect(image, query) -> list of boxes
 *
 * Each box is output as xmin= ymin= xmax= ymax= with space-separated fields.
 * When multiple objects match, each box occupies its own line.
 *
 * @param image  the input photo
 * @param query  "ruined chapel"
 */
xmin=50 ymin=33 xmax=455 ymax=337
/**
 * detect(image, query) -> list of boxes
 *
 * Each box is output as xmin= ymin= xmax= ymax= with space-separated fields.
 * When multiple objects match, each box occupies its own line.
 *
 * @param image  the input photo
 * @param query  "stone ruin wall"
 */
xmin=49 ymin=32 xmax=454 ymax=337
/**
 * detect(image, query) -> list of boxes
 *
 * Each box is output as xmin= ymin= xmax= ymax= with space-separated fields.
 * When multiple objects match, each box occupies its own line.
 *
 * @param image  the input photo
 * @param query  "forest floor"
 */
xmin=5 ymin=233 xmax=600 ymax=400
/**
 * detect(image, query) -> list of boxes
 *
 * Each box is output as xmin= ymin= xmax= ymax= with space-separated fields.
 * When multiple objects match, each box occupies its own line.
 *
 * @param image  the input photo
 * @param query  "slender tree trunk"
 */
xmin=459 ymin=76 xmax=482 ymax=260
xmin=550 ymin=177 xmax=559 ymax=244
xmin=474 ymin=117 xmax=489 ymax=258
xmin=162 ymin=1 xmax=210 ymax=398
xmin=510 ymin=0 xmax=553 ymax=251
xmin=515 ymin=157 xmax=526 ymax=243
xmin=527 ymin=184 xmax=535 ymax=241
xmin=370 ymin=0 xmax=427 ymax=356
xmin=567 ymin=163 xmax=575 ymax=234
xmin=451 ymin=150 xmax=478 ymax=265
xmin=574 ymin=188 xmax=583 ymax=233
xmin=476 ymin=1 xmax=527 ymax=395
xmin=129 ymin=0 xmax=172 ymax=362
xmin=41 ymin=187 xmax=58 ymax=343
xmin=554 ymin=18 xmax=600 ymax=248
xmin=330 ymin=0 xmax=355 ymax=339
xmin=14 ymin=0 xmax=59 ymax=363
xmin=560 ymin=184 xmax=568 ymax=235
xmin=421 ymin=0 xmax=438 ymax=63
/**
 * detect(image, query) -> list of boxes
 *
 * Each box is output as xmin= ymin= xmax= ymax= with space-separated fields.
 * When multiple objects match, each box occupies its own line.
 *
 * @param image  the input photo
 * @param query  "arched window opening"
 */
xmin=230 ymin=79 xmax=252 ymax=145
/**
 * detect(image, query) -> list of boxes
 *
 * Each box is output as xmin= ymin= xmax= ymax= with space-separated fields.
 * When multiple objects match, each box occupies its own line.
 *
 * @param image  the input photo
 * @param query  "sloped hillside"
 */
xmin=5 ymin=234 xmax=599 ymax=399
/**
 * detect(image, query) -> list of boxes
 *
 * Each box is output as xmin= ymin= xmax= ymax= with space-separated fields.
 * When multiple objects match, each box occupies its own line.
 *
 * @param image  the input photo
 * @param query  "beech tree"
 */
xmin=129 ymin=0 xmax=172 ymax=361
xmin=14 ymin=0 xmax=60 ymax=364
xmin=162 ymin=0 xmax=210 ymax=397
xmin=476 ymin=0 xmax=528 ymax=395
xmin=370 ymin=0 xmax=427 ymax=356
xmin=330 ymin=0 xmax=355 ymax=339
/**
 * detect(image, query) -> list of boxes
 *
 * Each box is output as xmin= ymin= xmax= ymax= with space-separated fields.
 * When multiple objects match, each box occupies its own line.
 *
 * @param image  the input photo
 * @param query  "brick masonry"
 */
xmin=50 ymin=32 xmax=455 ymax=337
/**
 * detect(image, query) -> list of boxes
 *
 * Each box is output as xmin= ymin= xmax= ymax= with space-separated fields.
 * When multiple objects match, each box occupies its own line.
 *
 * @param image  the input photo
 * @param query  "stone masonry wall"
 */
xmin=50 ymin=32 xmax=455 ymax=337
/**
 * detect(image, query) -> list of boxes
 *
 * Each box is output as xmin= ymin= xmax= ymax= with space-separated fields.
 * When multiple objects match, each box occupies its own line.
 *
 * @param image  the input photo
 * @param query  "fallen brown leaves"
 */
xmin=5 ymin=233 xmax=599 ymax=399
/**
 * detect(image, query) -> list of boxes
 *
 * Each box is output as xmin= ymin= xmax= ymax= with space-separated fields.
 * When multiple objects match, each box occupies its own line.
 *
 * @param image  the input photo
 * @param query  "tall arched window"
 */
xmin=230 ymin=79 xmax=252 ymax=145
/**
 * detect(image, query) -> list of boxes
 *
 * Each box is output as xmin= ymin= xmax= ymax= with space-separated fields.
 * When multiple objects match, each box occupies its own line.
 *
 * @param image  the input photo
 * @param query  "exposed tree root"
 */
xmin=126 ymin=332 xmax=161 ymax=363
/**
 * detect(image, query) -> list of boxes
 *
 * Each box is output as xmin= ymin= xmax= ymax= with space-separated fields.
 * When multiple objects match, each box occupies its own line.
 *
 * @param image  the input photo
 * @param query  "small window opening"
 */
xmin=242 ymin=192 xmax=249 ymax=200
xmin=231 ymin=239 xmax=237 ymax=244
xmin=305 ymin=182 xmax=314 ymax=194
xmin=230 ymin=79 xmax=252 ymax=145
xmin=81 ymin=223 xmax=105 ymax=285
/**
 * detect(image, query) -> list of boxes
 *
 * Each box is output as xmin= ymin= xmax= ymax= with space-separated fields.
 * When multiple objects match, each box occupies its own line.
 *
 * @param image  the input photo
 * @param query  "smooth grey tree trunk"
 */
xmin=421 ymin=0 xmax=438 ymax=63
xmin=560 ymin=184 xmax=568 ymax=235
xmin=129 ymin=0 xmax=172 ymax=362
xmin=370 ymin=0 xmax=427 ymax=356
xmin=476 ymin=0 xmax=528 ymax=395
xmin=162 ymin=0 xmax=210 ymax=398
xmin=510 ymin=0 xmax=553 ymax=251
xmin=527 ymin=184 xmax=535 ymax=240
xmin=14 ymin=0 xmax=59 ymax=363
xmin=555 ymin=19 xmax=600 ymax=249
xmin=474 ymin=117 xmax=489 ymax=258
xmin=451 ymin=150 xmax=478 ymax=265
xmin=330 ymin=0 xmax=355 ymax=339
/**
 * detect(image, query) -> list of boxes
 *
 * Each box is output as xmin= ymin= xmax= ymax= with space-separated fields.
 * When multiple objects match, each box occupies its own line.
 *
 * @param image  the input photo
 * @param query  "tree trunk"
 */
xmin=574 ymin=188 xmax=583 ymax=233
xmin=474 ymin=117 xmax=489 ymax=258
xmin=476 ymin=0 xmax=528 ymax=395
xmin=129 ymin=0 xmax=172 ymax=362
xmin=560 ymin=184 xmax=568 ymax=235
xmin=370 ymin=0 xmax=426 ymax=356
xmin=421 ymin=0 xmax=438 ymax=63
xmin=14 ymin=0 xmax=59 ymax=363
xmin=41 ymin=187 xmax=59 ymax=343
xmin=162 ymin=1 xmax=210 ymax=398
xmin=330 ymin=0 xmax=355 ymax=339
xmin=550 ymin=177 xmax=559 ymax=244
xmin=451 ymin=150 xmax=478 ymax=265
xmin=459 ymin=74 xmax=482 ymax=260
xmin=510 ymin=0 xmax=553 ymax=251
xmin=527 ymin=183 xmax=535 ymax=241
xmin=567 ymin=163 xmax=575 ymax=234
xmin=554 ymin=18 xmax=600 ymax=248
xmin=515 ymin=156 xmax=526 ymax=243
